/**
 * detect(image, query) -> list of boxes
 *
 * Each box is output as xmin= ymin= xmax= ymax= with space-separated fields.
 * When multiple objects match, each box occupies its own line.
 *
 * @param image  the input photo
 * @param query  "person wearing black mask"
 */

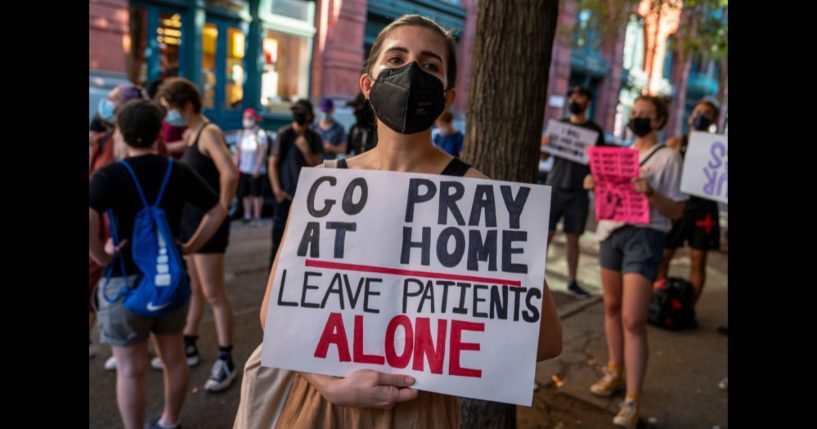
xmin=584 ymin=95 xmax=686 ymax=429
xmin=541 ymin=86 xmax=607 ymax=299
xmin=655 ymin=99 xmax=722 ymax=305
xmin=267 ymin=99 xmax=323 ymax=268
xmin=235 ymin=14 xmax=563 ymax=428
xmin=346 ymin=91 xmax=378 ymax=154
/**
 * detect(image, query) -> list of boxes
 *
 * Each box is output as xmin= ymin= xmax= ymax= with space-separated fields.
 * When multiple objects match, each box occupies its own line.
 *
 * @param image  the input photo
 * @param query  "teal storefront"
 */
xmin=126 ymin=0 xmax=316 ymax=132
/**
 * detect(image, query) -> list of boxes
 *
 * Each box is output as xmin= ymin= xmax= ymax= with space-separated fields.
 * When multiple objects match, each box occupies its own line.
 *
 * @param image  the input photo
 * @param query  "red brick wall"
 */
xmin=312 ymin=0 xmax=368 ymax=101
xmin=544 ymin=0 xmax=576 ymax=124
xmin=89 ymin=0 xmax=130 ymax=73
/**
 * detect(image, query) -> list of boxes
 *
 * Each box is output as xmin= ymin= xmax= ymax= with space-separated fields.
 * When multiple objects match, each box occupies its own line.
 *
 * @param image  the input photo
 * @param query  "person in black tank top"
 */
xmin=157 ymin=78 xmax=241 ymax=393
xmin=243 ymin=17 xmax=563 ymax=425
xmin=656 ymin=98 xmax=722 ymax=306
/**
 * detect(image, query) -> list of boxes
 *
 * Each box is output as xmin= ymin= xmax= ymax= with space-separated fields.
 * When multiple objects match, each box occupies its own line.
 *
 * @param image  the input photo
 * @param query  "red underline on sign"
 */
xmin=305 ymin=259 xmax=522 ymax=287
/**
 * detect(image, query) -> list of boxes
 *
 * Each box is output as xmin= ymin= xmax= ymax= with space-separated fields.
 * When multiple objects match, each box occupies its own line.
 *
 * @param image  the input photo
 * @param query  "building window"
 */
xmin=574 ymin=9 xmax=594 ymax=50
xmin=128 ymin=8 xmax=183 ymax=87
xmin=260 ymin=29 xmax=310 ymax=109
xmin=622 ymin=15 xmax=644 ymax=71
xmin=259 ymin=0 xmax=316 ymax=113
xmin=202 ymin=23 xmax=218 ymax=108
xmin=269 ymin=0 xmax=312 ymax=22
xmin=206 ymin=0 xmax=245 ymax=12
xmin=226 ymin=27 xmax=245 ymax=108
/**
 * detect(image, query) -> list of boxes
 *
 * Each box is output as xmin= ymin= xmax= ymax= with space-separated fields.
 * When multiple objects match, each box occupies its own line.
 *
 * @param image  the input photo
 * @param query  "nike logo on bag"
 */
xmin=147 ymin=302 xmax=171 ymax=312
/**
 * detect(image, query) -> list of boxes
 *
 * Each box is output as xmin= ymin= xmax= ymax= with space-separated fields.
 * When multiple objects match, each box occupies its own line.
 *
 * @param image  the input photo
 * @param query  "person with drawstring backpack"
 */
xmin=89 ymin=99 xmax=225 ymax=429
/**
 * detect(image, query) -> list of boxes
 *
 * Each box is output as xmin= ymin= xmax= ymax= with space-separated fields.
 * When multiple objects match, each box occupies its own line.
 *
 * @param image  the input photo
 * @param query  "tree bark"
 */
xmin=460 ymin=1 xmax=560 ymax=425
xmin=461 ymin=0 xmax=560 ymax=185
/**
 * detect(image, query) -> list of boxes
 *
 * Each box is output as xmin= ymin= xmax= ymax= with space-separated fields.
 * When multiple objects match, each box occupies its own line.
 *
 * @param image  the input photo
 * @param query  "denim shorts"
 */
xmin=96 ymin=275 xmax=189 ymax=346
xmin=599 ymin=226 xmax=666 ymax=281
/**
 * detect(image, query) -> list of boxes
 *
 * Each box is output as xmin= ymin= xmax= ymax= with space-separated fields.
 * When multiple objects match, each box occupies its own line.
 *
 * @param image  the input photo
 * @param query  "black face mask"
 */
xmin=569 ymin=102 xmax=586 ymax=115
xmin=292 ymin=111 xmax=309 ymax=126
xmin=692 ymin=115 xmax=712 ymax=131
xmin=628 ymin=117 xmax=653 ymax=137
xmin=368 ymin=61 xmax=446 ymax=134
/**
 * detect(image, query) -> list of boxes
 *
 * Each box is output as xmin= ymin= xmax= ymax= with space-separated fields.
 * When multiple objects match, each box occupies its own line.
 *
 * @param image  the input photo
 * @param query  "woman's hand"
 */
xmin=308 ymin=370 xmax=418 ymax=409
xmin=631 ymin=177 xmax=653 ymax=196
xmin=102 ymin=238 xmax=128 ymax=266
xmin=583 ymin=174 xmax=595 ymax=190
xmin=273 ymin=188 xmax=292 ymax=202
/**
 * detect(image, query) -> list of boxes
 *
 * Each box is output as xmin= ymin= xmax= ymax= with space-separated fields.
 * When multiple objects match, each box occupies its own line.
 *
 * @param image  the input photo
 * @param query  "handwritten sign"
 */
xmin=680 ymin=132 xmax=728 ymax=204
xmin=588 ymin=147 xmax=649 ymax=224
xmin=261 ymin=167 xmax=552 ymax=406
xmin=541 ymin=120 xmax=599 ymax=165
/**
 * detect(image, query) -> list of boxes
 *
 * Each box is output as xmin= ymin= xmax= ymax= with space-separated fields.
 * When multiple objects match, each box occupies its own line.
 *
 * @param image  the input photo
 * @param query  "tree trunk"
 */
xmin=670 ymin=55 xmax=691 ymax=136
xmin=461 ymin=0 xmax=559 ymax=184
xmin=459 ymin=0 xmax=560 ymax=426
xmin=460 ymin=398 xmax=518 ymax=429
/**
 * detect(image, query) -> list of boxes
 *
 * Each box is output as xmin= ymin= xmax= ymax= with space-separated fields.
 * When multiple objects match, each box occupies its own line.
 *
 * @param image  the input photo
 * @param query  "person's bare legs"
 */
xmin=242 ymin=196 xmax=253 ymax=221
xmin=112 ymin=341 xmax=149 ymax=429
xmin=252 ymin=196 xmax=263 ymax=221
xmin=89 ymin=312 xmax=97 ymax=357
xmin=621 ymin=272 xmax=653 ymax=396
xmin=193 ymin=253 xmax=233 ymax=348
xmin=601 ymin=268 xmax=625 ymax=368
xmin=154 ymin=333 xmax=190 ymax=426
xmin=182 ymin=255 xmax=205 ymax=339
xmin=689 ymin=248 xmax=708 ymax=305
xmin=566 ymin=233 xmax=580 ymax=283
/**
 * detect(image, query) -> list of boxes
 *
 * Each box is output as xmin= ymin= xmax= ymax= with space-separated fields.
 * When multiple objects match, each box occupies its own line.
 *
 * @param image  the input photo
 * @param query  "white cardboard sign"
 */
xmin=261 ymin=167 xmax=552 ymax=406
xmin=680 ymin=132 xmax=728 ymax=203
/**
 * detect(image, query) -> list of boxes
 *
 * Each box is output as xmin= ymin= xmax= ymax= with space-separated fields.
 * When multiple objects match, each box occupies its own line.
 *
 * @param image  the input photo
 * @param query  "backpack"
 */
xmin=648 ymin=277 xmax=697 ymax=330
xmin=102 ymin=159 xmax=190 ymax=317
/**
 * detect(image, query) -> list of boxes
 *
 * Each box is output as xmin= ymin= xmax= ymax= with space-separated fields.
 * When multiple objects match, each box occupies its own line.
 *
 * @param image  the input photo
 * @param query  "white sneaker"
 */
xmin=151 ymin=350 xmax=200 ymax=370
xmin=104 ymin=356 xmax=117 ymax=371
xmin=613 ymin=399 xmax=639 ymax=429
xmin=204 ymin=359 xmax=238 ymax=392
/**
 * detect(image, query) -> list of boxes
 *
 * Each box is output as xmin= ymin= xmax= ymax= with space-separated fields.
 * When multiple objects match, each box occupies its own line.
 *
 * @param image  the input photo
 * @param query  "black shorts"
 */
xmin=180 ymin=204 xmax=231 ymax=254
xmin=665 ymin=196 xmax=720 ymax=251
xmin=238 ymin=172 xmax=264 ymax=198
xmin=549 ymin=187 xmax=589 ymax=235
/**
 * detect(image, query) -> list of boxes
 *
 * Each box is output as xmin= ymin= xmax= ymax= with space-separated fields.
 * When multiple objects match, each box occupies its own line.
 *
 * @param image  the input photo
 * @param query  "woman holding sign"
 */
xmin=584 ymin=96 xmax=687 ymax=429
xmin=234 ymin=14 xmax=563 ymax=428
xmin=656 ymin=99 xmax=722 ymax=305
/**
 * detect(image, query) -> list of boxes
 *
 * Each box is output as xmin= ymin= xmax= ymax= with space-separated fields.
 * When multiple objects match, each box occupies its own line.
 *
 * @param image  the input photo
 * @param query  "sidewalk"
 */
xmin=90 ymin=219 xmax=728 ymax=428
xmin=520 ymin=228 xmax=729 ymax=429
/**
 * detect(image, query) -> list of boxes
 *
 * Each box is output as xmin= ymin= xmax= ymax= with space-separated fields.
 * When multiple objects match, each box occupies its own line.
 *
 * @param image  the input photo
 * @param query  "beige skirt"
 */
xmin=234 ymin=344 xmax=461 ymax=429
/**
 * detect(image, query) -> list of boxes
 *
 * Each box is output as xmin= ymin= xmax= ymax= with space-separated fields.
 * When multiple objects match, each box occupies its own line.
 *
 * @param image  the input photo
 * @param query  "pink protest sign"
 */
xmin=587 ymin=147 xmax=649 ymax=224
